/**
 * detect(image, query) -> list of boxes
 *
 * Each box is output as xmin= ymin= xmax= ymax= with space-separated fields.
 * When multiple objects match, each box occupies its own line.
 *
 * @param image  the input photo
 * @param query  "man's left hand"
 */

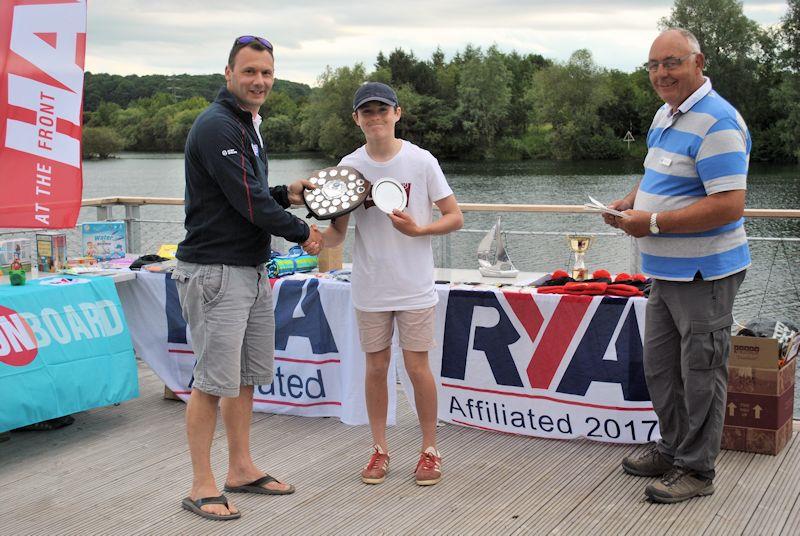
xmin=388 ymin=209 xmax=422 ymax=237
xmin=616 ymin=210 xmax=652 ymax=237
xmin=288 ymin=179 xmax=315 ymax=206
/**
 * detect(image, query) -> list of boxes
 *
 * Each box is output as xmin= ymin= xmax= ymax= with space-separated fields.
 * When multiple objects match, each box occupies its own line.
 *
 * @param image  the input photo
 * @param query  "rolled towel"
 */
xmin=267 ymin=246 xmax=318 ymax=278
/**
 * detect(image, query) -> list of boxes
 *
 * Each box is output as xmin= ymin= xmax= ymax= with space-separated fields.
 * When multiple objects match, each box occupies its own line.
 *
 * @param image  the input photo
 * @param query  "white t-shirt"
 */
xmin=339 ymin=140 xmax=453 ymax=311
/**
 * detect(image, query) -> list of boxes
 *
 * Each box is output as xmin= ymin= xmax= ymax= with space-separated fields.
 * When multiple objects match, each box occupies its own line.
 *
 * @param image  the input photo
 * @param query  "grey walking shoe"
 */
xmin=645 ymin=467 xmax=714 ymax=503
xmin=621 ymin=443 xmax=673 ymax=477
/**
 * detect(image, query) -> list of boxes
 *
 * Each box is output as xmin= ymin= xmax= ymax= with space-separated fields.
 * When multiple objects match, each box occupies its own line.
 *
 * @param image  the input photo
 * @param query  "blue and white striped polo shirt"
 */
xmin=633 ymin=78 xmax=751 ymax=281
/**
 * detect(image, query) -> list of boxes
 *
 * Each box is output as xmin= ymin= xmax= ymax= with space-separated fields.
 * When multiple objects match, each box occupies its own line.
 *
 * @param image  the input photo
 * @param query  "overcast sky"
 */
xmin=84 ymin=1 xmax=789 ymax=86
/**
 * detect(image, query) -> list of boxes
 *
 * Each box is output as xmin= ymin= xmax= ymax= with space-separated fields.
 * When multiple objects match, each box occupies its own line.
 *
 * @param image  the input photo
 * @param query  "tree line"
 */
xmin=82 ymin=0 xmax=800 ymax=163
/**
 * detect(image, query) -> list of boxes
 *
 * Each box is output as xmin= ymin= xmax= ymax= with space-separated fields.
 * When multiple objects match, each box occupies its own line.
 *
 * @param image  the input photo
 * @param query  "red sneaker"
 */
xmin=361 ymin=445 xmax=390 ymax=484
xmin=415 ymin=446 xmax=442 ymax=486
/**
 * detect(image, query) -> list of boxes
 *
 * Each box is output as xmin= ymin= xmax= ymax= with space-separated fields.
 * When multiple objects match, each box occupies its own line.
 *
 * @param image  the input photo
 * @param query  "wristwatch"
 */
xmin=649 ymin=212 xmax=660 ymax=235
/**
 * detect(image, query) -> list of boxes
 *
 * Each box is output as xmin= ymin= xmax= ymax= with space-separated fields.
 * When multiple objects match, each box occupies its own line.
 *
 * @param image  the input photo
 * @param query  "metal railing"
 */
xmin=74 ymin=197 xmax=800 ymax=270
xmin=3 ymin=197 xmax=799 ymax=276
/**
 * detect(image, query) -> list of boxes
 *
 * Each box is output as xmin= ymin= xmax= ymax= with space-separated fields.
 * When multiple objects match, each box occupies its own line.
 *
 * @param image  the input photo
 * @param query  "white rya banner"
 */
xmin=119 ymin=272 xmax=658 ymax=443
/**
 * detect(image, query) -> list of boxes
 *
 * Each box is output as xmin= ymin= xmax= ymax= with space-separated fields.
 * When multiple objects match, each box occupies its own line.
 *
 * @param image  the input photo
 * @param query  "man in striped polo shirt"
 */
xmin=604 ymin=28 xmax=750 ymax=504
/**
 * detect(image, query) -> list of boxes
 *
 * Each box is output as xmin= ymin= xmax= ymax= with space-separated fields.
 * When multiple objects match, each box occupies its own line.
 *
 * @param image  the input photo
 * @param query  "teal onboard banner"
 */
xmin=0 ymin=276 xmax=138 ymax=432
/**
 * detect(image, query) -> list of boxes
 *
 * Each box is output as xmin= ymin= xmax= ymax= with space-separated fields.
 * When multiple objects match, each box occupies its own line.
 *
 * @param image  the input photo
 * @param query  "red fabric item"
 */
xmin=536 ymin=285 xmax=567 ymax=294
xmin=592 ymin=269 xmax=611 ymax=280
xmin=537 ymin=281 xmax=643 ymax=297
xmin=562 ymin=282 xmax=608 ymax=295
xmin=606 ymin=283 xmax=644 ymax=297
xmin=551 ymin=269 xmax=570 ymax=279
xmin=614 ymin=272 xmax=632 ymax=282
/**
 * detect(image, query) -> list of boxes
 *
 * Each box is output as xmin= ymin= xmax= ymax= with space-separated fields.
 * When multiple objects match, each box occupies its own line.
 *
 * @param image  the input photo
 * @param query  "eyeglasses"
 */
xmin=645 ymin=53 xmax=695 ymax=72
xmin=235 ymin=35 xmax=273 ymax=51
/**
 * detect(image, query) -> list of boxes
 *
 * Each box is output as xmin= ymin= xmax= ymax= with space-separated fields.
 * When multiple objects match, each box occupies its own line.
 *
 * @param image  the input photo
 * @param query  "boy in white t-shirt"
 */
xmin=322 ymin=82 xmax=463 ymax=486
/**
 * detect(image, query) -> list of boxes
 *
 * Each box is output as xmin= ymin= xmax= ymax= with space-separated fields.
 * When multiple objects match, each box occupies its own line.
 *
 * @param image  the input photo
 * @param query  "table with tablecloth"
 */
xmin=118 ymin=271 xmax=658 ymax=444
xmin=0 ymin=275 xmax=139 ymax=432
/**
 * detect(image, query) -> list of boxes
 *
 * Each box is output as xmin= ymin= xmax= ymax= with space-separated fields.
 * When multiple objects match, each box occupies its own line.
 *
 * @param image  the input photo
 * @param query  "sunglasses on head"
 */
xmin=235 ymin=35 xmax=273 ymax=51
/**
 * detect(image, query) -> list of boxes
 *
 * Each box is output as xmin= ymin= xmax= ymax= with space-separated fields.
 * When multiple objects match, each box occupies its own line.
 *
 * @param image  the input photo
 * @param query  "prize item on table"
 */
xmin=157 ymin=244 xmax=178 ymax=259
xmin=267 ymin=246 xmax=318 ymax=278
xmin=477 ymin=215 xmax=519 ymax=278
xmin=303 ymin=166 xmax=370 ymax=220
xmin=535 ymin=268 xmax=647 ymax=297
xmin=0 ymin=238 xmax=32 ymax=274
xmin=611 ymin=272 xmax=650 ymax=295
xmin=567 ymin=234 xmax=592 ymax=281
xmin=538 ymin=269 xmax=573 ymax=287
xmin=8 ymin=259 xmax=26 ymax=286
xmin=142 ymin=259 xmax=177 ymax=273
xmin=371 ymin=177 xmax=408 ymax=214
xmin=328 ymin=269 xmax=352 ymax=282
xmin=36 ymin=231 xmax=67 ymax=273
xmin=538 ymin=281 xmax=608 ymax=295
xmin=81 ymin=221 xmax=127 ymax=261
xmin=129 ymin=254 xmax=171 ymax=271
xmin=587 ymin=269 xmax=612 ymax=283
xmin=604 ymin=283 xmax=643 ymax=297
xmin=69 ymin=256 xmax=98 ymax=267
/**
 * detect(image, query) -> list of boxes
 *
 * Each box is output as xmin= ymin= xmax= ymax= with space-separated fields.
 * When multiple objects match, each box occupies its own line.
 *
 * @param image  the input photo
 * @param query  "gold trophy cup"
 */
xmin=567 ymin=235 xmax=592 ymax=281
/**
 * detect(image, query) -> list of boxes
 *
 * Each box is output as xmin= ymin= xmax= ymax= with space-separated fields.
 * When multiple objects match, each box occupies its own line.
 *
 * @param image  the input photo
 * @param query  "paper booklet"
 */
xmin=583 ymin=195 xmax=630 ymax=218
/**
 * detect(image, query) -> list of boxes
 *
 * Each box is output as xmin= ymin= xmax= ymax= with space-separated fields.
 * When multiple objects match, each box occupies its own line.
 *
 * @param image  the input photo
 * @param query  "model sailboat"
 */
xmin=477 ymin=216 xmax=519 ymax=278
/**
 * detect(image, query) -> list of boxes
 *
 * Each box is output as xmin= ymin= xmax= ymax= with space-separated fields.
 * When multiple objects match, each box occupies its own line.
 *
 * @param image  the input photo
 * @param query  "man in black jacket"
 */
xmin=174 ymin=36 xmax=323 ymax=521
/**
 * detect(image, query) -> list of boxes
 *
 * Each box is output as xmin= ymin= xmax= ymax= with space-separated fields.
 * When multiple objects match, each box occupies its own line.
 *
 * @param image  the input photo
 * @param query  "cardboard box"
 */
xmin=318 ymin=244 xmax=343 ymax=272
xmin=81 ymin=221 xmax=126 ymax=261
xmin=721 ymin=419 xmax=793 ymax=455
xmin=731 ymin=335 xmax=782 ymax=369
xmin=36 ymin=232 xmax=67 ymax=273
xmin=722 ymin=336 xmax=796 ymax=455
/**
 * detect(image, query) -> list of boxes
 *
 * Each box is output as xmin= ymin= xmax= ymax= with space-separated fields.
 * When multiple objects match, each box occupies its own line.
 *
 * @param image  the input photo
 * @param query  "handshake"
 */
xmin=289 ymin=177 xmax=326 ymax=255
xmin=301 ymin=224 xmax=324 ymax=256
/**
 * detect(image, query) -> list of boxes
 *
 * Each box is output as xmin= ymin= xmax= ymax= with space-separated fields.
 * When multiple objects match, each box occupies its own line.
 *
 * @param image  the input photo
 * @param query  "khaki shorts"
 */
xmin=355 ymin=307 xmax=436 ymax=353
xmin=172 ymin=260 xmax=275 ymax=397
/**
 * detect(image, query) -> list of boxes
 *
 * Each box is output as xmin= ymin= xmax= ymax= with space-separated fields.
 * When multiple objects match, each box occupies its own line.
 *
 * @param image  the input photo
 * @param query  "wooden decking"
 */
xmin=1 ymin=361 xmax=799 ymax=535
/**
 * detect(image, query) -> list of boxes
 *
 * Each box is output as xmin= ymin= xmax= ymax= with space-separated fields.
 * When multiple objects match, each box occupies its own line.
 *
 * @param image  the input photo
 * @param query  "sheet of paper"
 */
xmin=584 ymin=195 xmax=630 ymax=218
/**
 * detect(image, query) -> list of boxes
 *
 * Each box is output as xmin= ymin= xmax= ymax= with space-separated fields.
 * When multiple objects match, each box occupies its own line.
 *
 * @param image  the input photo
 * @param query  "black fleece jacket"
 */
xmin=176 ymin=86 xmax=310 ymax=266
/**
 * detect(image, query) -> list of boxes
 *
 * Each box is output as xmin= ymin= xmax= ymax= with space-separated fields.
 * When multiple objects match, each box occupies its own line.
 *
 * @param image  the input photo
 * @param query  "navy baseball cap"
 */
xmin=353 ymin=82 xmax=399 ymax=111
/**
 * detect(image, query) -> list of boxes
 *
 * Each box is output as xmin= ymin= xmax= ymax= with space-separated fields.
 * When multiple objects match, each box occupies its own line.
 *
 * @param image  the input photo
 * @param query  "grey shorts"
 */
xmin=354 ymin=306 xmax=436 ymax=353
xmin=172 ymin=260 xmax=275 ymax=397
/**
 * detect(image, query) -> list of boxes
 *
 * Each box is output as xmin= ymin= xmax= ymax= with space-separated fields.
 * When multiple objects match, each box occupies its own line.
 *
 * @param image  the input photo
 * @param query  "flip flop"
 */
xmin=181 ymin=495 xmax=241 ymax=521
xmin=224 ymin=474 xmax=295 ymax=495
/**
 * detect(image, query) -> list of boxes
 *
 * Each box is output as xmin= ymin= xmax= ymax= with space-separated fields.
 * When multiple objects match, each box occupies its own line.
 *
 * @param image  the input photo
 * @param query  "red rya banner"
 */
xmin=0 ymin=0 xmax=86 ymax=228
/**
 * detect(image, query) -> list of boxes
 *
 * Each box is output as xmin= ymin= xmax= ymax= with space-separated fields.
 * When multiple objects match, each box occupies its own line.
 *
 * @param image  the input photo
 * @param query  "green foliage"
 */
xmin=661 ymin=0 xmax=786 ymax=161
xmin=455 ymin=46 xmax=512 ymax=159
xmin=80 ymin=3 xmax=800 ymax=162
xmin=83 ymin=72 xmax=310 ymax=112
xmin=772 ymin=0 xmax=800 ymax=161
xmin=82 ymin=127 xmax=124 ymax=159
xmin=530 ymin=50 xmax=624 ymax=160
xmin=297 ymin=64 xmax=368 ymax=157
